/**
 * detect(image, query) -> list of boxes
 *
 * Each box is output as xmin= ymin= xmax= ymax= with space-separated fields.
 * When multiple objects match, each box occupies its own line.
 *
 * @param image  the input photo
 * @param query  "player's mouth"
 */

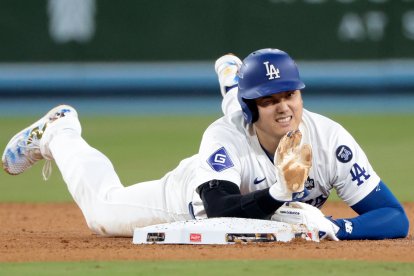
xmin=276 ymin=115 xmax=292 ymax=124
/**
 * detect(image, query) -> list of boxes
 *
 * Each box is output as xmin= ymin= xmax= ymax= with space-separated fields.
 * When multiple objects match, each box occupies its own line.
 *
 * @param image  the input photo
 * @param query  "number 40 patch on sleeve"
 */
xmin=350 ymin=163 xmax=371 ymax=186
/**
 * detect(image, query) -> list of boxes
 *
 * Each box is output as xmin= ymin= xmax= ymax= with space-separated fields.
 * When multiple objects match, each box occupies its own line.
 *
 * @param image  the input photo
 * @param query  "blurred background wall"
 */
xmin=1 ymin=0 xmax=414 ymax=102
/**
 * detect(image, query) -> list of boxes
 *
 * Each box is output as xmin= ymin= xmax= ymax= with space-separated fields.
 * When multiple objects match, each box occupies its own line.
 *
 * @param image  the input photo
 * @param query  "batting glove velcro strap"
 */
xmin=271 ymin=202 xmax=340 ymax=241
xmin=269 ymin=130 xmax=312 ymax=202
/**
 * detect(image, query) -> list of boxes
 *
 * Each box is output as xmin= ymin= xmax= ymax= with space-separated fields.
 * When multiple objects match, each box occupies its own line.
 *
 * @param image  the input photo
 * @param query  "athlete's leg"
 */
xmin=222 ymin=88 xmax=241 ymax=116
xmin=3 ymin=106 xmax=187 ymax=237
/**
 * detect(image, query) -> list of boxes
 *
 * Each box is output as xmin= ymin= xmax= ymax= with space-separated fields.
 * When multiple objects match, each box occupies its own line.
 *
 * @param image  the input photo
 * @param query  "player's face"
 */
xmin=254 ymin=90 xmax=303 ymax=153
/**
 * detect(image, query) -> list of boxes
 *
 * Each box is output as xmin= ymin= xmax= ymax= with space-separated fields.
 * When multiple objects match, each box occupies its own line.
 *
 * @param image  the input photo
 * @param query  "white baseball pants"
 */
xmin=45 ymin=115 xmax=191 ymax=237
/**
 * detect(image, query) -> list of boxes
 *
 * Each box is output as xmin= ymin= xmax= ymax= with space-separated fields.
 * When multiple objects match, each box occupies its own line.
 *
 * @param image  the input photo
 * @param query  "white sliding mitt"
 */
xmin=271 ymin=202 xmax=340 ymax=241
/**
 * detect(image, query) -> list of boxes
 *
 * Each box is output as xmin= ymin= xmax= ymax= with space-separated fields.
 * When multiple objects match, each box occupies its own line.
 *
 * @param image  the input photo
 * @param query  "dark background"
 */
xmin=1 ymin=0 xmax=413 ymax=97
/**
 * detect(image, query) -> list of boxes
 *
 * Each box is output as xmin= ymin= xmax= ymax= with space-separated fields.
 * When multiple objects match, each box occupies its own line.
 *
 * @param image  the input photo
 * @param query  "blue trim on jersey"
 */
xmin=260 ymin=144 xmax=274 ymax=163
xmin=334 ymin=180 xmax=409 ymax=240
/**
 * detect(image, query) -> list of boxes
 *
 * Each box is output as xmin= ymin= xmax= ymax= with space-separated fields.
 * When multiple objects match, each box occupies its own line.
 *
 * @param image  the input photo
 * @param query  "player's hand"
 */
xmin=271 ymin=202 xmax=340 ymax=241
xmin=269 ymin=130 xmax=312 ymax=201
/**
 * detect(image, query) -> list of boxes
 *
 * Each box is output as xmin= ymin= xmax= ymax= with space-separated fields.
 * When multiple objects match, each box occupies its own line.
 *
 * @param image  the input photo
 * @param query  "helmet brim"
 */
xmin=240 ymin=80 xmax=305 ymax=100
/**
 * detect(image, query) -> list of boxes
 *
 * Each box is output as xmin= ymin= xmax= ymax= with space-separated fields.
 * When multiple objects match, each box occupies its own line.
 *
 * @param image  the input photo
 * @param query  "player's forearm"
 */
xmin=197 ymin=180 xmax=283 ymax=219
xmin=334 ymin=206 xmax=409 ymax=240
xmin=334 ymin=180 xmax=409 ymax=240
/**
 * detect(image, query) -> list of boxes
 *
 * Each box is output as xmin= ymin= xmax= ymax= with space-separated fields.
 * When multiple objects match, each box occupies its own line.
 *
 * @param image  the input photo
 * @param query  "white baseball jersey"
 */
xmin=184 ymin=92 xmax=381 ymax=218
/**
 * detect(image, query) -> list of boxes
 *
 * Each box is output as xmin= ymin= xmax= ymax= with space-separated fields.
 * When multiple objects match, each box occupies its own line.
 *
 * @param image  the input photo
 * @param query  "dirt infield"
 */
xmin=1 ymin=202 xmax=413 ymax=263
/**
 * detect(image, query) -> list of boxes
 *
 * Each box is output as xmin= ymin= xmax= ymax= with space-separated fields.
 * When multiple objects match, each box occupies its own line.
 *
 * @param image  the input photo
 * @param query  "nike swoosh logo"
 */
xmin=253 ymin=177 xmax=266 ymax=184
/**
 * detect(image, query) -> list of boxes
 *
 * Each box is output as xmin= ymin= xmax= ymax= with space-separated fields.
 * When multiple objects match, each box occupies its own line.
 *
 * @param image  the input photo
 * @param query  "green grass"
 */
xmin=0 ymin=260 xmax=413 ymax=275
xmin=0 ymin=114 xmax=413 ymax=202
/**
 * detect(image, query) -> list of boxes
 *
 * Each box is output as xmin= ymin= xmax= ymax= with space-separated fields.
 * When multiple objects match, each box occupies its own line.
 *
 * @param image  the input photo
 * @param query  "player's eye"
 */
xmin=258 ymin=99 xmax=273 ymax=107
xmin=287 ymin=91 xmax=295 ymax=97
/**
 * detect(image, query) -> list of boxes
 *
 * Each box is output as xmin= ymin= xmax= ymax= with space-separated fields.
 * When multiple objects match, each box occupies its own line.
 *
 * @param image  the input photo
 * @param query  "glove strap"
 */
xmin=269 ymin=185 xmax=309 ymax=202
xmin=292 ymin=188 xmax=310 ymax=201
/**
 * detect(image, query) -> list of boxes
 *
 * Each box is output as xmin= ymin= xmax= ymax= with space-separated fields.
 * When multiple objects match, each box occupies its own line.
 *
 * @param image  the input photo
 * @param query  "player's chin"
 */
xmin=274 ymin=122 xmax=294 ymax=134
xmin=276 ymin=126 xmax=301 ymax=140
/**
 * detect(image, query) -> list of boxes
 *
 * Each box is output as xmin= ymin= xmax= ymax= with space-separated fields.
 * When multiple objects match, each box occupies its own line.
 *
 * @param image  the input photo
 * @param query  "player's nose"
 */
xmin=275 ymin=100 xmax=289 ymax=113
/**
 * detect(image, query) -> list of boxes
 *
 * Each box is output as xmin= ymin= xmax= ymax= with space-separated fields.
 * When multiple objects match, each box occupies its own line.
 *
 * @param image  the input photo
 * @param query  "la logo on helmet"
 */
xmin=263 ymin=61 xmax=281 ymax=80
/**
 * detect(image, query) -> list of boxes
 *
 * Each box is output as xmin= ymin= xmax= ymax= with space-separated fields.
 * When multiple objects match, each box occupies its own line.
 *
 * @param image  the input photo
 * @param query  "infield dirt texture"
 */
xmin=0 ymin=202 xmax=413 ymax=262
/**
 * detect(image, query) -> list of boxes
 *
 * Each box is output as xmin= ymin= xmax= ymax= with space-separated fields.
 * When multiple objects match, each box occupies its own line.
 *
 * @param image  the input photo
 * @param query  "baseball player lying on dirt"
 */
xmin=2 ymin=48 xmax=409 ymax=240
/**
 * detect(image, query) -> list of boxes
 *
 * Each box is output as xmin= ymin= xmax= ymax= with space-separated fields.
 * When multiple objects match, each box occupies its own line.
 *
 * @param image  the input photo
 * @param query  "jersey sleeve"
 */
xmin=330 ymin=124 xmax=380 ymax=206
xmin=333 ymin=181 xmax=409 ymax=240
xmin=194 ymin=123 xmax=244 ymax=188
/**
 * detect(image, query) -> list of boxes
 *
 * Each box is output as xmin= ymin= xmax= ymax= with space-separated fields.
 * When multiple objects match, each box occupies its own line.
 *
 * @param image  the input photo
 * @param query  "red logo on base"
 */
xmin=190 ymin=233 xmax=202 ymax=242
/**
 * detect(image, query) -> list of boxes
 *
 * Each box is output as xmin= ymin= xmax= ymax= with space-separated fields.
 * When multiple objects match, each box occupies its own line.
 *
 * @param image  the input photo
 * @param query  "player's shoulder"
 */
xmin=303 ymin=109 xmax=344 ymax=131
xmin=201 ymin=111 xmax=249 ymax=148
xmin=205 ymin=111 xmax=247 ymax=136
xmin=198 ymin=112 xmax=250 ymax=163
xmin=302 ymin=109 xmax=353 ymax=146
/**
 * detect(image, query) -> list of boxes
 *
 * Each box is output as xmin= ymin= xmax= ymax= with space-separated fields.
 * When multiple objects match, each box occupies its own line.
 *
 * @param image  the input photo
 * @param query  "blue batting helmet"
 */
xmin=237 ymin=48 xmax=305 ymax=123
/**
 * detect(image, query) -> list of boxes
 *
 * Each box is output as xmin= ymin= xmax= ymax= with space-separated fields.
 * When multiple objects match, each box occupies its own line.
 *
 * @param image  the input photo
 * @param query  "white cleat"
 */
xmin=214 ymin=54 xmax=242 ymax=97
xmin=2 ymin=105 xmax=77 ymax=180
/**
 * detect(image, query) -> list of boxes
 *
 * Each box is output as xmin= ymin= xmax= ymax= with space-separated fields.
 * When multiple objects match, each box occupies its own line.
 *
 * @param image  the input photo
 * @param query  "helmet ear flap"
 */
xmin=245 ymin=99 xmax=259 ymax=123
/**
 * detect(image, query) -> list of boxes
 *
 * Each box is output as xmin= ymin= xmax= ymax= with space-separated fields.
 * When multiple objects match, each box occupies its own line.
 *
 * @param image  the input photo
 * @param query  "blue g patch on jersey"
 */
xmin=336 ymin=145 xmax=353 ymax=163
xmin=207 ymin=147 xmax=234 ymax=172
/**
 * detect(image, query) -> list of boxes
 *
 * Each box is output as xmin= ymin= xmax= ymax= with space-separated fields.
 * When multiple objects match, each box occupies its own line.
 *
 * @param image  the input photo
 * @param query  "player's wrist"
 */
xmin=325 ymin=216 xmax=341 ymax=233
xmin=268 ymin=184 xmax=309 ymax=202
xmin=328 ymin=218 xmax=352 ymax=240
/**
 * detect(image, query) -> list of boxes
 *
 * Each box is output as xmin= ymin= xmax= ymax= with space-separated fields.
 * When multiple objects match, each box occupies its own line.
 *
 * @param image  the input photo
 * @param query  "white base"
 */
xmin=133 ymin=217 xmax=320 ymax=244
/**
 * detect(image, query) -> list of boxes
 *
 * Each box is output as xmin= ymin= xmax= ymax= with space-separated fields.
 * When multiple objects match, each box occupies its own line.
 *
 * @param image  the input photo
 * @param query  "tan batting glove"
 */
xmin=269 ymin=130 xmax=312 ymax=201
